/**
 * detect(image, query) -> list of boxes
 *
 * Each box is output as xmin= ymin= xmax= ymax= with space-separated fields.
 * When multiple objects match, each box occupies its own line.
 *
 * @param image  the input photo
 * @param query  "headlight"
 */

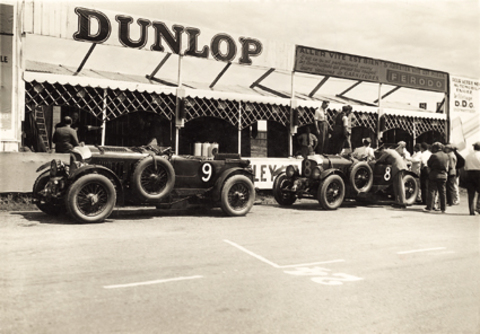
xmin=286 ymin=165 xmax=298 ymax=178
xmin=312 ymin=166 xmax=323 ymax=179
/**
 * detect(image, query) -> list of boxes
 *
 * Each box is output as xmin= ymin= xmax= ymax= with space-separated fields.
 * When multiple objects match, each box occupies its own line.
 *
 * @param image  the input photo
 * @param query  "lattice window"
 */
xmin=241 ymin=102 xmax=289 ymax=129
xmin=25 ymin=82 xmax=175 ymax=121
xmin=383 ymin=114 xmax=446 ymax=137
xmin=185 ymin=97 xmax=239 ymax=126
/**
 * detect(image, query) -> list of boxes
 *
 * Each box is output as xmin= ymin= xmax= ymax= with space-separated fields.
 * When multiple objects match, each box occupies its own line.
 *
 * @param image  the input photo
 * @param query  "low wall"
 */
xmin=0 ymin=152 xmax=70 ymax=193
xmin=0 ymin=152 xmax=302 ymax=193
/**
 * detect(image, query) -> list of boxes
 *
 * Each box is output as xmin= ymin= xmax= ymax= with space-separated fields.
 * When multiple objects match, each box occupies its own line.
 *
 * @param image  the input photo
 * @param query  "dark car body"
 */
xmin=33 ymin=145 xmax=255 ymax=223
xmin=273 ymin=154 xmax=419 ymax=210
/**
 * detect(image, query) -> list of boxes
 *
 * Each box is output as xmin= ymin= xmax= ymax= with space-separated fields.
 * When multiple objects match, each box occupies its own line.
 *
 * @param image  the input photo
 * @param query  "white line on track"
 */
xmin=103 ymin=275 xmax=203 ymax=289
xmin=396 ymin=247 xmax=447 ymax=255
xmin=224 ymin=239 xmax=345 ymax=268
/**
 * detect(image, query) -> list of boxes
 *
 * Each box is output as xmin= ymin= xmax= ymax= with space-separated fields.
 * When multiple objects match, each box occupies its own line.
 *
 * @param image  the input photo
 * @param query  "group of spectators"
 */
xmin=297 ymin=101 xmax=353 ymax=157
xmin=297 ymin=100 xmax=480 ymax=216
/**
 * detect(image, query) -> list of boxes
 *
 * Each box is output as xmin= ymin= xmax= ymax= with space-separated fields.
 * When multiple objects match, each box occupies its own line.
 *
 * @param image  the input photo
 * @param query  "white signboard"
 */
xmin=250 ymin=157 xmax=302 ymax=189
xmin=0 ymin=4 xmax=14 ymax=137
xmin=449 ymin=75 xmax=480 ymax=153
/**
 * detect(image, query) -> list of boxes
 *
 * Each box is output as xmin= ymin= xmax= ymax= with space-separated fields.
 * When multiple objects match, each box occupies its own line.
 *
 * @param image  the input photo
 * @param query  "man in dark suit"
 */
xmin=425 ymin=142 xmax=449 ymax=213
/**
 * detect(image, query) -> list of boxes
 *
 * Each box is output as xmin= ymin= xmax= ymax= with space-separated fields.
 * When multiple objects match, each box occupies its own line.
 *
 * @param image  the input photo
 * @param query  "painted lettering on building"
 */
xmin=73 ymin=7 xmax=263 ymax=65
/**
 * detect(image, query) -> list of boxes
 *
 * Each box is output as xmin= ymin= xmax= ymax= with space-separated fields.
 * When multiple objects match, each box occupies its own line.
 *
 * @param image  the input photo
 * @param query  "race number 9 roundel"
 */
xmin=201 ymin=163 xmax=213 ymax=182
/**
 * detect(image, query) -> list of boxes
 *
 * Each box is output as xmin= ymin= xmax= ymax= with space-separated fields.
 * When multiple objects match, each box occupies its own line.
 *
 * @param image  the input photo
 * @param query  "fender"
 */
xmin=404 ymin=170 xmax=419 ymax=179
xmin=272 ymin=166 xmax=287 ymax=178
xmin=211 ymin=167 xmax=254 ymax=203
xmin=320 ymin=168 xmax=345 ymax=181
xmin=69 ymin=165 xmax=124 ymax=202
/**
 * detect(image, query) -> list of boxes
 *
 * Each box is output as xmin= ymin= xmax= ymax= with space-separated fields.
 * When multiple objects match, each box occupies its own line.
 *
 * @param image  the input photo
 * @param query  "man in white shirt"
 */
xmin=419 ymin=142 xmax=432 ymax=204
xmin=314 ymin=100 xmax=329 ymax=155
xmin=464 ymin=141 xmax=480 ymax=215
xmin=352 ymin=137 xmax=375 ymax=161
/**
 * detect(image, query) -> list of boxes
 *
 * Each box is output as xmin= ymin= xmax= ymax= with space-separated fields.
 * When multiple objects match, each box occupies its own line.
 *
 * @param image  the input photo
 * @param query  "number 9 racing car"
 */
xmin=33 ymin=145 xmax=255 ymax=223
xmin=273 ymin=154 xmax=419 ymax=210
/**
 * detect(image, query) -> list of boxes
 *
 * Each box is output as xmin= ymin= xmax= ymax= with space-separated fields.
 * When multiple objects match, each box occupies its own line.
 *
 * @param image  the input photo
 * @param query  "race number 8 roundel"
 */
xmin=304 ymin=160 xmax=312 ymax=177
xmin=384 ymin=166 xmax=392 ymax=181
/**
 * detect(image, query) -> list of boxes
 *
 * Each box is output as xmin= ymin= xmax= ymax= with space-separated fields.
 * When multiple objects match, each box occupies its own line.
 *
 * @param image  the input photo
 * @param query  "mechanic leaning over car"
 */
xmin=375 ymin=142 xmax=409 ymax=209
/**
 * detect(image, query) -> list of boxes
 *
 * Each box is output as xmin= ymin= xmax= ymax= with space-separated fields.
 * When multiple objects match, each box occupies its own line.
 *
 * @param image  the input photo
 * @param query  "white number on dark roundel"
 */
xmin=201 ymin=163 xmax=213 ymax=182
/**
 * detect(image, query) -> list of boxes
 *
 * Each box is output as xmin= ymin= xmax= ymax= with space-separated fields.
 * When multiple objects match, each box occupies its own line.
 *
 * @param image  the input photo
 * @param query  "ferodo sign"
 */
xmin=73 ymin=7 xmax=263 ymax=65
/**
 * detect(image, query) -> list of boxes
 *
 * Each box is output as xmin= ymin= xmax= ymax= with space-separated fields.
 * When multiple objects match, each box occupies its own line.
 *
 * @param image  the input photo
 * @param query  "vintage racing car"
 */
xmin=33 ymin=145 xmax=255 ymax=223
xmin=273 ymin=154 xmax=419 ymax=210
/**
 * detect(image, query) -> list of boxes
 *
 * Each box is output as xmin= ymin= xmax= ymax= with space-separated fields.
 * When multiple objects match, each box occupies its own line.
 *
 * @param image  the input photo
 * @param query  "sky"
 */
xmin=78 ymin=0 xmax=480 ymax=79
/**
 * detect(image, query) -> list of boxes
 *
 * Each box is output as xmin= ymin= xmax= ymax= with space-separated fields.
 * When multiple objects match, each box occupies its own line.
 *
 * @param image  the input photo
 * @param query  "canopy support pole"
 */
xmin=146 ymin=53 xmax=172 ymax=80
xmin=374 ymin=86 xmax=401 ymax=104
xmin=250 ymin=68 xmax=275 ymax=89
xmin=289 ymin=71 xmax=296 ymax=157
xmin=308 ymin=76 xmax=330 ymax=98
xmin=337 ymin=80 xmax=363 ymax=97
xmin=101 ymin=89 xmax=107 ymax=146
xmin=210 ymin=62 xmax=232 ymax=89
xmin=74 ymin=43 xmax=97 ymax=76
xmin=238 ymin=101 xmax=242 ymax=155
xmin=175 ymin=54 xmax=184 ymax=155
xmin=377 ymin=83 xmax=383 ymax=144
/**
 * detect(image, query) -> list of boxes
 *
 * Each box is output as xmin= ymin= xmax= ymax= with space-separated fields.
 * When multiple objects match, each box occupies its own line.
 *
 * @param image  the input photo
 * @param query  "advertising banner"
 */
xmin=0 ymin=4 xmax=14 ymax=134
xmin=250 ymin=157 xmax=302 ymax=189
xmin=23 ymin=2 xmax=294 ymax=70
xmin=449 ymin=75 xmax=480 ymax=153
xmin=294 ymin=45 xmax=448 ymax=93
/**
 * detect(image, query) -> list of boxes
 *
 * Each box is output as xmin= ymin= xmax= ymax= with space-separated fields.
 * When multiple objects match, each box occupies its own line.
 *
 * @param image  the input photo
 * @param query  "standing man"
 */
xmin=375 ymin=143 xmax=409 ymax=209
xmin=297 ymin=126 xmax=318 ymax=158
xmin=52 ymin=116 xmax=79 ymax=153
xmin=314 ymin=100 xmax=329 ymax=155
xmin=444 ymin=144 xmax=458 ymax=206
xmin=419 ymin=142 xmax=432 ymax=205
xmin=463 ymin=142 xmax=480 ymax=216
xmin=425 ymin=142 xmax=449 ymax=213
xmin=329 ymin=105 xmax=352 ymax=154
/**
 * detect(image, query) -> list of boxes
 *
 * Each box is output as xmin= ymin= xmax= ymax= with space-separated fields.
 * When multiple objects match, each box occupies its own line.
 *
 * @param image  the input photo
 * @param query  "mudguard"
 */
xmin=69 ymin=165 xmax=124 ymax=202
xmin=211 ymin=167 xmax=254 ymax=203
xmin=320 ymin=168 xmax=346 ymax=181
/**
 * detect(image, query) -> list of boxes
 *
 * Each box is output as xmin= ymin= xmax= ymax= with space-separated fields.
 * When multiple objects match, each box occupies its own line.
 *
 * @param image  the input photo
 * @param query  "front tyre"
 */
xmin=273 ymin=173 xmax=297 ymax=206
xmin=65 ymin=174 xmax=116 ymax=223
xmin=32 ymin=171 xmax=64 ymax=215
xmin=317 ymin=174 xmax=345 ymax=210
xmin=220 ymin=175 xmax=255 ymax=216
xmin=403 ymin=174 xmax=419 ymax=206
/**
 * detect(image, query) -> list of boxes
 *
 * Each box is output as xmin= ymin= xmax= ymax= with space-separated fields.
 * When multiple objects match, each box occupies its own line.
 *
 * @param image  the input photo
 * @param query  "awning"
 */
xmin=23 ymin=60 xmax=446 ymax=120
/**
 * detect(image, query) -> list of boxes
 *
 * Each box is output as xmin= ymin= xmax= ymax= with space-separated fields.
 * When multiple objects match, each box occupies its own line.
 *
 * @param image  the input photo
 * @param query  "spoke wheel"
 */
xmin=318 ymin=174 xmax=345 ymax=210
xmin=273 ymin=173 xmax=297 ymax=206
xmin=33 ymin=170 xmax=64 ymax=215
xmin=66 ymin=174 xmax=116 ymax=223
xmin=349 ymin=162 xmax=373 ymax=193
xmin=132 ymin=156 xmax=175 ymax=201
xmin=220 ymin=175 xmax=255 ymax=216
xmin=403 ymin=174 xmax=419 ymax=205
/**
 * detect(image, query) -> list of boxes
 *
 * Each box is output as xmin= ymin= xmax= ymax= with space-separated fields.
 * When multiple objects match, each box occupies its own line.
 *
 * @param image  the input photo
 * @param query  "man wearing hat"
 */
xmin=425 ymin=142 xmax=449 ymax=213
xmin=329 ymin=105 xmax=352 ymax=154
xmin=314 ymin=100 xmax=329 ymax=155
xmin=463 ymin=142 xmax=480 ymax=215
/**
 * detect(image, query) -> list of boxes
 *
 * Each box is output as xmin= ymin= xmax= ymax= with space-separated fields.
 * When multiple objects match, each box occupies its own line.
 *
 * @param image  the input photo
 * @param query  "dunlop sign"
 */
xmin=294 ymin=45 xmax=448 ymax=93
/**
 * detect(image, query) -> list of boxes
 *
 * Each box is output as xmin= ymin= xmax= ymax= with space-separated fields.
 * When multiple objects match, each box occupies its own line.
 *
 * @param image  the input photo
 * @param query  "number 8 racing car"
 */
xmin=273 ymin=154 xmax=419 ymax=210
xmin=33 ymin=145 xmax=255 ymax=223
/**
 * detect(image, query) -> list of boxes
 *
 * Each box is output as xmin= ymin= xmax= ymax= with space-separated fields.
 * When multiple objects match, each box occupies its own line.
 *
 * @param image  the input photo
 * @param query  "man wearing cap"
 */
xmin=444 ymin=144 xmax=458 ymax=206
xmin=425 ymin=142 xmax=449 ymax=213
xmin=395 ymin=141 xmax=411 ymax=161
xmin=463 ymin=142 xmax=480 ymax=215
xmin=314 ymin=100 xmax=329 ymax=155
xmin=297 ymin=125 xmax=318 ymax=159
xmin=375 ymin=143 xmax=408 ymax=209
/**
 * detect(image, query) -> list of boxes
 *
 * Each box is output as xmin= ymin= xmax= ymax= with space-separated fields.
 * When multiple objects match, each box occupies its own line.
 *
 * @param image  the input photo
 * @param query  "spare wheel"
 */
xmin=349 ymin=162 xmax=373 ymax=193
xmin=131 ymin=156 xmax=175 ymax=201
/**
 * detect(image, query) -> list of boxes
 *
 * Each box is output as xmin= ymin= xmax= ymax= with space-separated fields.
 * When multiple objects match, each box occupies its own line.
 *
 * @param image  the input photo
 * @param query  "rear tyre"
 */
xmin=32 ymin=171 xmax=64 ymax=215
xmin=273 ymin=173 xmax=297 ymax=206
xmin=403 ymin=174 xmax=419 ymax=206
xmin=220 ymin=175 xmax=255 ymax=216
xmin=317 ymin=174 xmax=345 ymax=210
xmin=65 ymin=174 xmax=116 ymax=223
